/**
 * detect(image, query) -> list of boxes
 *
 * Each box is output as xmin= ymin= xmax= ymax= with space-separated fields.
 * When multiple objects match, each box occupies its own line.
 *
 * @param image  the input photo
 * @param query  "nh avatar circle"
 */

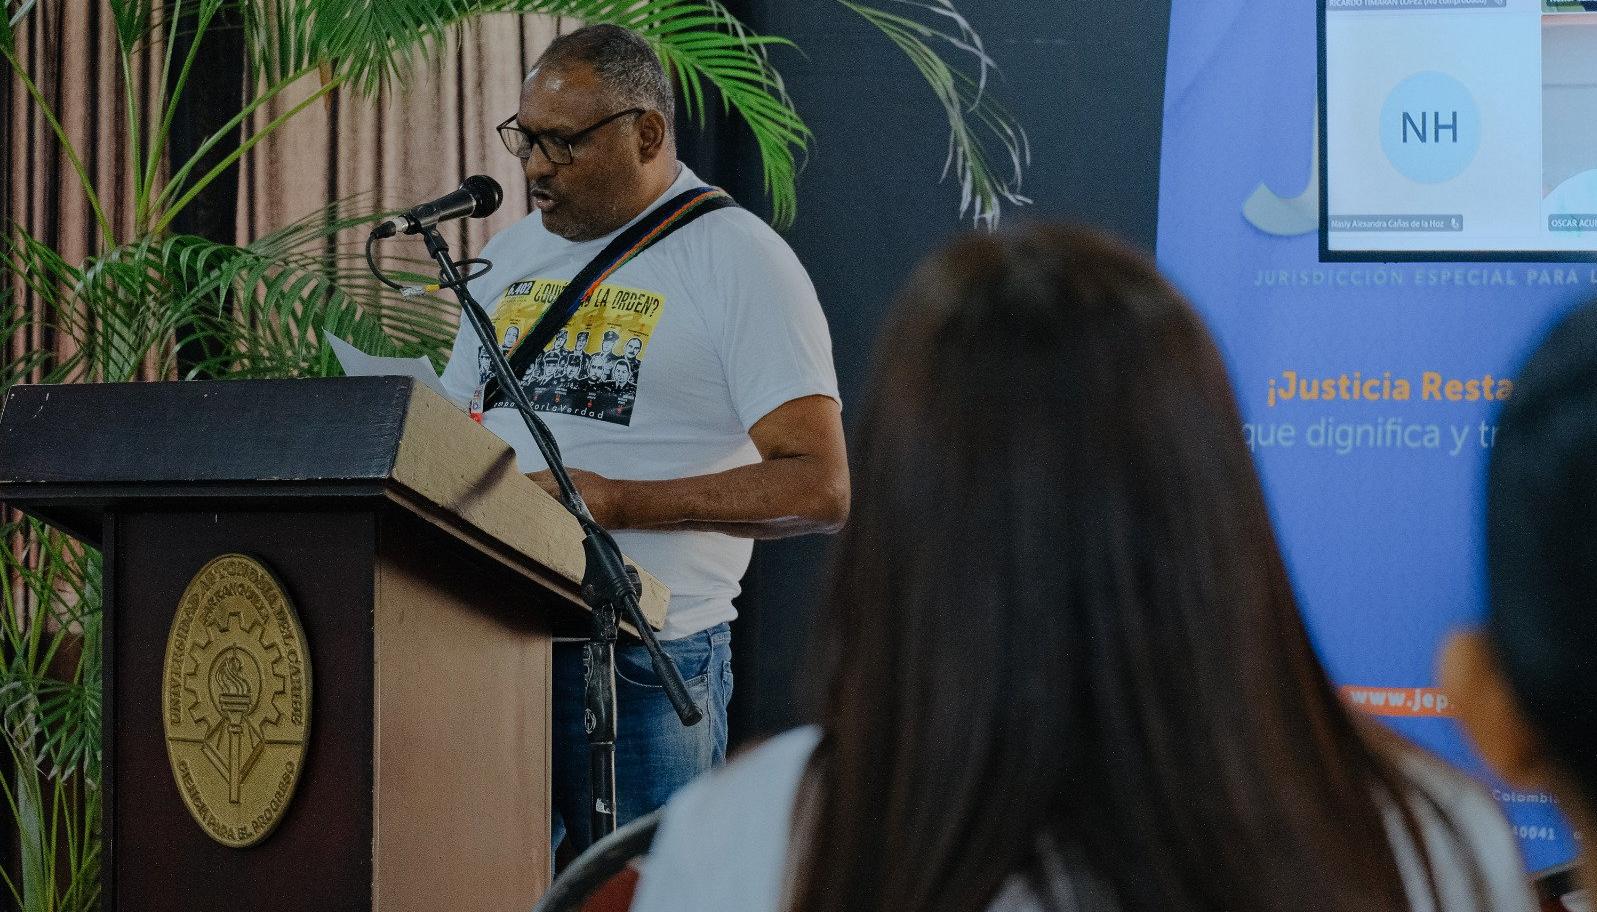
xmin=1380 ymin=71 xmax=1480 ymax=185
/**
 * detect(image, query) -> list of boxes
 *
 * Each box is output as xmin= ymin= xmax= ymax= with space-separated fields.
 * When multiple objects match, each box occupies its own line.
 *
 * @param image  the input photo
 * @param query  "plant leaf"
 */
xmin=172 ymin=197 xmax=460 ymax=379
xmin=107 ymin=0 xmax=156 ymax=57
xmin=838 ymin=0 xmax=1030 ymax=227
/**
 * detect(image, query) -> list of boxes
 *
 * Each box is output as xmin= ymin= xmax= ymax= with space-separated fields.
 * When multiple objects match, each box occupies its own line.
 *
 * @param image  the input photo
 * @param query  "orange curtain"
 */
xmin=4 ymin=1 xmax=167 ymax=384
xmin=237 ymin=15 xmax=568 ymax=270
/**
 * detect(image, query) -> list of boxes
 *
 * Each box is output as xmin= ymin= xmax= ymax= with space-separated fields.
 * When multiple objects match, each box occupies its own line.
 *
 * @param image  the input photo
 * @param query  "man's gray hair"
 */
xmin=536 ymin=24 xmax=676 ymax=141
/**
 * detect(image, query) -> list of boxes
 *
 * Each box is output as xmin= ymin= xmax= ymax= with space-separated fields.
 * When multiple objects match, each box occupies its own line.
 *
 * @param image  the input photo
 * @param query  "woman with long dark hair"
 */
xmin=630 ymin=225 xmax=1532 ymax=912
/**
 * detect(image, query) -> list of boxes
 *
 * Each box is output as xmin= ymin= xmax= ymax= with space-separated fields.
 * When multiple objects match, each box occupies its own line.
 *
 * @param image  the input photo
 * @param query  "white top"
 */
xmin=631 ymin=726 xmax=1538 ymax=912
xmin=439 ymin=166 xmax=839 ymax=639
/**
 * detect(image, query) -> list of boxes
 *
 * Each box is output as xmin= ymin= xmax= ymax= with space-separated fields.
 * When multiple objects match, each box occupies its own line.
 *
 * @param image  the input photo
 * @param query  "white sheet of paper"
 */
xmin=324 ymin=331 xmax=450 ymax=400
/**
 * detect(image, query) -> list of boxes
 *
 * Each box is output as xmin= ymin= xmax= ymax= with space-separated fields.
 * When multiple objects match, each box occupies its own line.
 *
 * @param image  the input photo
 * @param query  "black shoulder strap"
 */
xmin=482 ymin=186 xmax=738 ymax=411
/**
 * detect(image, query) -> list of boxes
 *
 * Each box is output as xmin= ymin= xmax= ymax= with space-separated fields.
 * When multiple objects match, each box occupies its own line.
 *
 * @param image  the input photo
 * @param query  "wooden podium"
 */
xmin=0 ymin=377 xmax=668 ymax=912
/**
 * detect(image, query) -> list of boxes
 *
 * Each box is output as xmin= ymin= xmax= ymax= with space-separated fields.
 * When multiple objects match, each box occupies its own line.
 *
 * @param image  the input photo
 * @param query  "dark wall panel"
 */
xmin=725 ymin=1 xmax=1175 ymax=741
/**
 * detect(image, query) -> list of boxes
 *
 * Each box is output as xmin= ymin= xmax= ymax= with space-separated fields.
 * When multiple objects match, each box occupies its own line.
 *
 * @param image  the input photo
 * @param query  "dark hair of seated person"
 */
xmin=791 ymin=225 xmax=1478 ymax=912
xmin=1444 ymin=297 xmax=1597 ymax=882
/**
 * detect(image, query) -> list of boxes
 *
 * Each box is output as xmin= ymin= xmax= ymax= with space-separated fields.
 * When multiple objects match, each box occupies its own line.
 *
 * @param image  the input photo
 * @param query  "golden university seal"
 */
xmin=162 ymin=554 xmax=312 ymax=848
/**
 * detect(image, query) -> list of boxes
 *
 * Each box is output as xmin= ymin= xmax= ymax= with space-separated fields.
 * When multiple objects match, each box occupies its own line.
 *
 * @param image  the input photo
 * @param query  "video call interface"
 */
xmin=1324 ymin=0 xmax=1597 ymax=258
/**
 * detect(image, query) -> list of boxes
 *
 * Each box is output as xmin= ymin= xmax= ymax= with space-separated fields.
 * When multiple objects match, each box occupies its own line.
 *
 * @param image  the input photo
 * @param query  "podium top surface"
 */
xmin=0 ymin=376 xmax=417 ymax=485
xmin=0 ymin=377 xmax=668 ymax=629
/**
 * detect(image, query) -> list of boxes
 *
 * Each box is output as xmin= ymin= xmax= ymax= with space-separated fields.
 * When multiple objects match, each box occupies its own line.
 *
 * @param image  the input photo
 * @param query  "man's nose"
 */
xmin=523 ymin=145 xmax=557 ymax=183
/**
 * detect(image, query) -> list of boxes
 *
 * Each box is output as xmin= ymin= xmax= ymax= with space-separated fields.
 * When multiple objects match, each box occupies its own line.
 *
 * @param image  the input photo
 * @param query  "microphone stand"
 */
xmin=407 ymin=225 xmax=703 ymax=843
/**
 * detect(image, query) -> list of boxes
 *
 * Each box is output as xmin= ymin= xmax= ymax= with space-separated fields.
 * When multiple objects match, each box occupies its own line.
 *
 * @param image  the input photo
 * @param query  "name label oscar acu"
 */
xmin=161 ymin=554 xmax=313 ymax=848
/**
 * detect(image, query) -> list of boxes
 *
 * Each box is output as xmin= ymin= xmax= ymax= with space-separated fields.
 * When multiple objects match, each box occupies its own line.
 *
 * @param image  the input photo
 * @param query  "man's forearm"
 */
xmin=527 ymin=396 xmax=850 ymax=538
xmin=612 ymin=453 xmax=848 ymax=538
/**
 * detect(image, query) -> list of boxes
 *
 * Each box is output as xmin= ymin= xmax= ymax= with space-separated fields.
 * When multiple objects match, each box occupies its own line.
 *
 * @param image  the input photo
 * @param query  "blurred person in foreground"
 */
xmin=1442 ymin=298 xmax=1597 ymax=895
xmin=628 ymin=225 xmax=1534 ymax=912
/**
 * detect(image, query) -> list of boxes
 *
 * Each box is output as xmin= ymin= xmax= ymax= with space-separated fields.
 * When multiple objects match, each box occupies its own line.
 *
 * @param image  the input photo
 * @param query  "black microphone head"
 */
xmin=462 ymin=175 xmax=503 ymax=219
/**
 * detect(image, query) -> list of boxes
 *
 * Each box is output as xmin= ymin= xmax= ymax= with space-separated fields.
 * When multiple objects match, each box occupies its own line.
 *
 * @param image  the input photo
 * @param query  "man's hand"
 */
xmin=526 ymin=467 xmax=627 ymax=529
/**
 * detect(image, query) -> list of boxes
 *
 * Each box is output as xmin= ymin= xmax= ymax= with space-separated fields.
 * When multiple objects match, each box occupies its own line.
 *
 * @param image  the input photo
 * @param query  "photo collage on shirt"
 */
xmin=474 ymin=277 xmax=665 ymax=426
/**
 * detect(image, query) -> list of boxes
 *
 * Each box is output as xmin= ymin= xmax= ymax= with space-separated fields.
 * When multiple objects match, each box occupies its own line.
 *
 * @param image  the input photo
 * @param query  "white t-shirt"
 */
xmin=438 ymin=165 xmax=838 ymax=639
xmin=631 ymin=726 xmax=1538 ymax=912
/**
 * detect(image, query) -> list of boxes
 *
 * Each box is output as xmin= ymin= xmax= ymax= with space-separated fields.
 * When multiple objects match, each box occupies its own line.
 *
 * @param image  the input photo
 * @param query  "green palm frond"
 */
xmin=840 ymin=0 xmax=1029 ymax=226
xmin=8 ymin=205 xmax=450 ymax=386
xmin=106 ymin=0 xmax=155 ymax=56
xmin=5 ymin=229 xmax=95 ymax=383
xmin=8 ymin=229 xmax=194 ymax=383
xmin=619 ymin=0 xmax=809 ymax=227
xmin=176 ymin=199 xmax=461 ymax=379
xmin=240 ymin=0 xmax=479 ymax=92
xmin=0 ymin=519 xmax=103 ymax=912
xmin=511 ymin=0 xmax=809 ymax=225
xmin=0 ymin=286 xmax=52 ymax=390
xmin=77 ymin=242 xmax=198 ymax=381
xmin=2 ymin=1 xmax=36 ymax=52
xmin=0 ymin=535 xmax=102 ymax=782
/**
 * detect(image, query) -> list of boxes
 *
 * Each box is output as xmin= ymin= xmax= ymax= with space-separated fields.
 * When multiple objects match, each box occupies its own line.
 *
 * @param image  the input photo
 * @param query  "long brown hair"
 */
xmin=793 ymin=226 xmax=1453 ymax=912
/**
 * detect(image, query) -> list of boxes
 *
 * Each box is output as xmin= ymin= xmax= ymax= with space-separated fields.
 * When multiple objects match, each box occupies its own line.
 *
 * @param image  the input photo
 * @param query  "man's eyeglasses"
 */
xmin=497 ymin=108 xmax=645 ymax=165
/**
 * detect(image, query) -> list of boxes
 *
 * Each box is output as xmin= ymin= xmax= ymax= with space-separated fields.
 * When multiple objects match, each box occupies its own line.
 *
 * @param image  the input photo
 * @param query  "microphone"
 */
xmin=371 ymin=175 xmax=503 ymax=239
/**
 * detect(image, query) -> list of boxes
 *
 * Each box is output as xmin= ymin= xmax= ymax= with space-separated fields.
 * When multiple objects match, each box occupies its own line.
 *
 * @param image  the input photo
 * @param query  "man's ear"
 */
xmin=636 ymin=110 xmax=670 ymax=163
xmin=1440 ymin=629 xmax=1550 ymax=790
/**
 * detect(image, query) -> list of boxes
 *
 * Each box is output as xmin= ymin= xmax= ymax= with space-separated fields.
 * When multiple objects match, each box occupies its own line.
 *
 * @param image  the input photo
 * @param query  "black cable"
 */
xmin=366 ymin=230 xmax=492 ymax=293
xmin=434 ymin=258 xmax=493 ymax=291
xmin=366 ymin=231 xmax=407 ymax=291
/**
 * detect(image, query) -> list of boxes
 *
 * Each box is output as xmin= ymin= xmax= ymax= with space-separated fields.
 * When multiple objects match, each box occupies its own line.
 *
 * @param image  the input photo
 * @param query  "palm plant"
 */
xmin=2 ymin=0 xmax=1028 ymax=908
xmin=1 ymin=529 xmax=102 ymax=912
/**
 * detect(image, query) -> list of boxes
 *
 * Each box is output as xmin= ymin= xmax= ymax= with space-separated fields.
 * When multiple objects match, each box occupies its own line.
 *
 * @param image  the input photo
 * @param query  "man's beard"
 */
xmin=543 ymin=206 xmax=607 ymax=242
xmin=535 ymin=185 xmax=632 ymax=242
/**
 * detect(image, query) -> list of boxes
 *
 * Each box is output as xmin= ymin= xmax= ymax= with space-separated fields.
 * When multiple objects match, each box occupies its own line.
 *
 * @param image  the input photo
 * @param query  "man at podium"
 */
xmin=436 ymin=24 xmax=849 ymax=858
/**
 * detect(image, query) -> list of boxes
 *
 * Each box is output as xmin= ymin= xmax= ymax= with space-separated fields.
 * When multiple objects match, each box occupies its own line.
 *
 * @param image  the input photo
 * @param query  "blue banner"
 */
xmin=1157 ymin=0 xmax=1584 ymax=872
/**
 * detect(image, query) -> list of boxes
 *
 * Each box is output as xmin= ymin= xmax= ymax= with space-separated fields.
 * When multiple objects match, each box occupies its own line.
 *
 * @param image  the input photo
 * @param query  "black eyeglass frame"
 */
xmin=497 ymin=108 xmax=646 ymax=165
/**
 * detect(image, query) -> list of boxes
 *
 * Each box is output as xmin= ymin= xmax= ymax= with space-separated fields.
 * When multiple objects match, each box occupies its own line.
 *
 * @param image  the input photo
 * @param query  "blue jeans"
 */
xmin=551 ymin=623 xmax=731 ymax=855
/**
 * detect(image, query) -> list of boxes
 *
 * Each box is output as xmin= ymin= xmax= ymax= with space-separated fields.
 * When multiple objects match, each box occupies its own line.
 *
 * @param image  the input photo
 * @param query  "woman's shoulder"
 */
xmin=1394 ymin=748 xmax=1502 ymax=822
xmin=665 ymin=725 xmax=821 ymax=823
xmin=714 ymin=725 xmax=823 ymax=793
xmin=1385 ymin=745 xmax=1536 ymax=912
xmin=629 ymin=726 xmax=822 ymax=912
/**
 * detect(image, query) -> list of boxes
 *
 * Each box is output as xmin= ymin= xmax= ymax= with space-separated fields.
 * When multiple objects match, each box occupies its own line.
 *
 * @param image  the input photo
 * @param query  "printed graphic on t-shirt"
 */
xmin=474 ymin=277 xmax=663 ymax=426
